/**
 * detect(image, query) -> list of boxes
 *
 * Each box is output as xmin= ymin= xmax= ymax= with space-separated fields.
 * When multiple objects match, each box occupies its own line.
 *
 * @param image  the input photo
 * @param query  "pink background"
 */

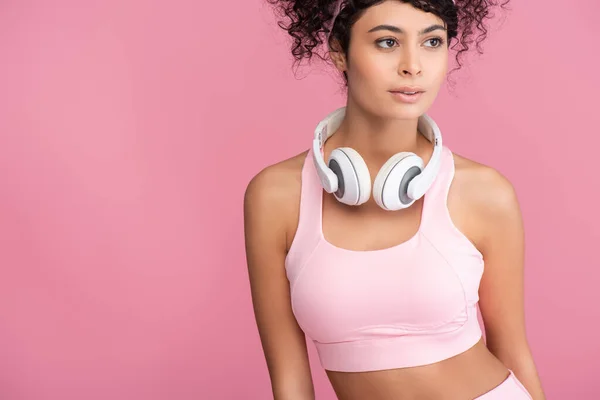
xmin=0 ymin=0 xmax=598 ymax=399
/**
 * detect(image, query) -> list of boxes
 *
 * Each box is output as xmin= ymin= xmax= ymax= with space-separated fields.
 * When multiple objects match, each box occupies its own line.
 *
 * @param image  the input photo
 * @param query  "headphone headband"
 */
xmin=311 ymin=106 xmax=443 ymax=200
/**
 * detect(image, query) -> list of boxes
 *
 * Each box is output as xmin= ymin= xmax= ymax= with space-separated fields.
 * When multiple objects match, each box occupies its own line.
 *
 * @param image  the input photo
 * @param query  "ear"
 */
xmin=328 ymin=38 xmax=347 ymax=72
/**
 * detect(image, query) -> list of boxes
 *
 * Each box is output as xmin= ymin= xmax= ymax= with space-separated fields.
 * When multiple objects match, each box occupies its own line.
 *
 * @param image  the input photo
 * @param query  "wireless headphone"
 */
xmin=312 ymin=107 xmax=443 ymax=211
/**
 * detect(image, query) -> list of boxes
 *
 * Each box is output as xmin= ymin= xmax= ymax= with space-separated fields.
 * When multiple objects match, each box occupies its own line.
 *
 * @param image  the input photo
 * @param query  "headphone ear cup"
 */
xmin=373 ymin=152 xmax=424 ymax=211
xmin=327 ymin=147 xmax=371 ymax=206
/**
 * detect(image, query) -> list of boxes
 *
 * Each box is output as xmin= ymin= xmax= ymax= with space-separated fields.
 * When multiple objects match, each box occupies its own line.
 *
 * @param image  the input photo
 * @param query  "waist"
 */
xmin=325 ymin=336 xmax=510 ymax=400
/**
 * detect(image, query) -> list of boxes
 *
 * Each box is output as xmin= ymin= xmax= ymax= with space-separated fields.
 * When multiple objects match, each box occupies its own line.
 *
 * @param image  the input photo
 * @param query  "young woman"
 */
xmin=244 ymin=1 xmax=545 ymax=399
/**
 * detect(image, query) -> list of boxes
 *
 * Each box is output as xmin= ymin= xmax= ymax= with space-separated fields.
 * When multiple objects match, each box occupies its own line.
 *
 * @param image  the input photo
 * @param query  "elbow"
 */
xmin=272 ymin=380 xmax=315 ymax=400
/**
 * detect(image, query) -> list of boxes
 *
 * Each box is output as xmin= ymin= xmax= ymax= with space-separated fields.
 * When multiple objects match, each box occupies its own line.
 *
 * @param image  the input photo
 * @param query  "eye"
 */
xmin=425 ymin=37 xmax=445 ymax=48
xmin=376 ymin=38 xmax=398 ymax=49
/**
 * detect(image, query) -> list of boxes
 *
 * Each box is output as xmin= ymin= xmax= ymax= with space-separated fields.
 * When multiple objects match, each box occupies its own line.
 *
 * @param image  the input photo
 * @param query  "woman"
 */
xmin=244 ymin=1 xmax=545 ymax=399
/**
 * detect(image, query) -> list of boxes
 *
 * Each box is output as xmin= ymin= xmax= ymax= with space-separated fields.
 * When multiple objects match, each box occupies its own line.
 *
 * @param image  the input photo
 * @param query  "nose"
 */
xmin=398 ymin=45 xmax=422 ymax=77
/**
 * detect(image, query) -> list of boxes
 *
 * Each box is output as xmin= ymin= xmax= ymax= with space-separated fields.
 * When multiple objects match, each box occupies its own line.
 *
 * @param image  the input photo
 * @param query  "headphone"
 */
xmin=312 ymin=107 xmax=443 ymax=211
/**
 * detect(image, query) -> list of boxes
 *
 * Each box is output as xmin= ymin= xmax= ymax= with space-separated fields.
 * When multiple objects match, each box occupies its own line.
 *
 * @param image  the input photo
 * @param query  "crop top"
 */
xmin=284 ymin=145 xmax=485 ymax=372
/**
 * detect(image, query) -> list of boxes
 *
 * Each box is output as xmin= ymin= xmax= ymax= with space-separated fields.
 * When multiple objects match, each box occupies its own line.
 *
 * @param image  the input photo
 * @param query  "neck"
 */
xmin=327 ymin=100 xmax=433 ymax=165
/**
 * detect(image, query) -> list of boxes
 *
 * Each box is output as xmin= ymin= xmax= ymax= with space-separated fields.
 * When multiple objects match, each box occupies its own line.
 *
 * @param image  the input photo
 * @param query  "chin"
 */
xmin=396 ymin=94 xmax=436 ymax=114
xmin=355 ymin=93 xmax=431 ymax=120
xmin=387 ymin=103 xmax=429 ymax=120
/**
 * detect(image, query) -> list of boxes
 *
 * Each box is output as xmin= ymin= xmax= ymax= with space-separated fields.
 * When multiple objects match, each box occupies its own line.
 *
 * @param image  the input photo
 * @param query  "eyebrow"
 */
xmin=367 ymin=24 xmax=447 ymax=35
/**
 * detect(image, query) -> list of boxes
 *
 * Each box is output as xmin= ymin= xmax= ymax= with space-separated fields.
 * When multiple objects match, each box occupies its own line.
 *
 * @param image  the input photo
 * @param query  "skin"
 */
xmin=244 ymin=1 xmax=545 ymax=399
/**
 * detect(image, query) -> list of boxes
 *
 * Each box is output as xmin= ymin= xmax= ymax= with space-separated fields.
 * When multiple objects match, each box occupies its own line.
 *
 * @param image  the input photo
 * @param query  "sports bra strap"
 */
xmin=284 ymin=149 xmax=323 ymax=280
xmin=419 ymin=145 xmax=455 ymax=230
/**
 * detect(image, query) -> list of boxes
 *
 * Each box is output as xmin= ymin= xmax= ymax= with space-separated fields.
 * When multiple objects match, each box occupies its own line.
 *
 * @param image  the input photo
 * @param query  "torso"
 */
xmin=274 ymin=145 xmax=511 ymax=400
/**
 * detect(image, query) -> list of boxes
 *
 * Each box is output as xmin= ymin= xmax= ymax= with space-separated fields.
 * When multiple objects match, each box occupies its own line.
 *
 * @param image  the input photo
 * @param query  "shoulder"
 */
xmin=452 ymin=151 xmax=520 ymax=213
xmin=450 ymin=151 xmax=522 ymax=248
xmin=244 ymin=150 xmax=308 ymax=207
xmin=243 ymin=150 xmax=309 ymax=235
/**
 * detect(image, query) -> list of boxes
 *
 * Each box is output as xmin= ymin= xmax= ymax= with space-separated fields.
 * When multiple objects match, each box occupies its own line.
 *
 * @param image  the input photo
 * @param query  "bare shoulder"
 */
xmin=452 ymin=152 xmax=520 ymax=214
xmin=244 ymin=150 xmax=309 ymax=247
xmin=450 ymin=151 xmax=523 ymax=251
xmin=244 ymin=150 xmax=308 ymax=210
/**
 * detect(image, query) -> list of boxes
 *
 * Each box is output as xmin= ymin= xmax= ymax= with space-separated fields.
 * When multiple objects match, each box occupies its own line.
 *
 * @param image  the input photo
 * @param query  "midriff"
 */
xmin=326 ymin=337 xmax=510 ymax=400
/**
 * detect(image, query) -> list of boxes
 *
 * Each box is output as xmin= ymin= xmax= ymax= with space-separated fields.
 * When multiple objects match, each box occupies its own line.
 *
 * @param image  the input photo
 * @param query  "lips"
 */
xmin=389 ymin=90 xmax=424 ymax=103
xmin=390 ymin=86 xmax=425 ymax=94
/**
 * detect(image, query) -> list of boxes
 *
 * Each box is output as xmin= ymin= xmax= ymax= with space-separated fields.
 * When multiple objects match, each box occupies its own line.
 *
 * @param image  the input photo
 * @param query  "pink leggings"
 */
xmin=475 ymin=369 xmax=533 ymax=399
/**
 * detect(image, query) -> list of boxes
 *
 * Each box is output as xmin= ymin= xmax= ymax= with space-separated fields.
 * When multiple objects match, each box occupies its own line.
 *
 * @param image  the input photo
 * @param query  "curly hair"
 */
xmin=266 ymin=0 xmax=511 ymax=89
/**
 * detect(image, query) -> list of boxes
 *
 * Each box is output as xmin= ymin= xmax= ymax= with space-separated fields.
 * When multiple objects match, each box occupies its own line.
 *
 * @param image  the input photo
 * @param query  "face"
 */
xmin=332 ymin=1 xmax=449 ymax=120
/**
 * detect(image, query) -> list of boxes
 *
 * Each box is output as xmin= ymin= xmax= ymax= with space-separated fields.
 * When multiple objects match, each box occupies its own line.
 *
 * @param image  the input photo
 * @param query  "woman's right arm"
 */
xmin=244 ymin=165 xmax=315 ymax=400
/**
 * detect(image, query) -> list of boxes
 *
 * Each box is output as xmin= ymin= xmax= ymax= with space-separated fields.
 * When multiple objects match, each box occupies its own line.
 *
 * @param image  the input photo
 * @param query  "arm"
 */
xmin=244 ymin=166 xmax=315 ymax=400
xmin=476 ymin=169 xmax=546 ymax=400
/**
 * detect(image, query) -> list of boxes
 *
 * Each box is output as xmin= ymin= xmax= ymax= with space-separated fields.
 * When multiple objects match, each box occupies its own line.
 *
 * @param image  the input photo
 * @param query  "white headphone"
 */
xmin=312 ymin=107 xmax=443 ymax=211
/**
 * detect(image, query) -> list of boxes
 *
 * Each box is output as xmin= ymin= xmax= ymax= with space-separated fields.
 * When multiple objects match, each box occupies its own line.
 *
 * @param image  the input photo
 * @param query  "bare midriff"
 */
xmin=326 ymin=338 xmax=510 ymax=400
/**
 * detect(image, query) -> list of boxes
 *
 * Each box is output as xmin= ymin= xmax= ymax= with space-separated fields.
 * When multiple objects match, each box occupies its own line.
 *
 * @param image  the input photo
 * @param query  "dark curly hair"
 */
xmin=266 ymin=0 xmax=511 ymax=90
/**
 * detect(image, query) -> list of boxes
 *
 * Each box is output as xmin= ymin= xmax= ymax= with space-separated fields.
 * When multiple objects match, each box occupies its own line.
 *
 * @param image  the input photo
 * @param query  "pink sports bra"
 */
xmin=284 ymin=145 xmax=485 ymax=372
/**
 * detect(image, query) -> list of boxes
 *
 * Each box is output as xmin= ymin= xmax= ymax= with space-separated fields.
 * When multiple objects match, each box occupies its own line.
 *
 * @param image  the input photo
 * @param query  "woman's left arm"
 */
xmin=476 ymin=169 xmax=546 ymax=400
